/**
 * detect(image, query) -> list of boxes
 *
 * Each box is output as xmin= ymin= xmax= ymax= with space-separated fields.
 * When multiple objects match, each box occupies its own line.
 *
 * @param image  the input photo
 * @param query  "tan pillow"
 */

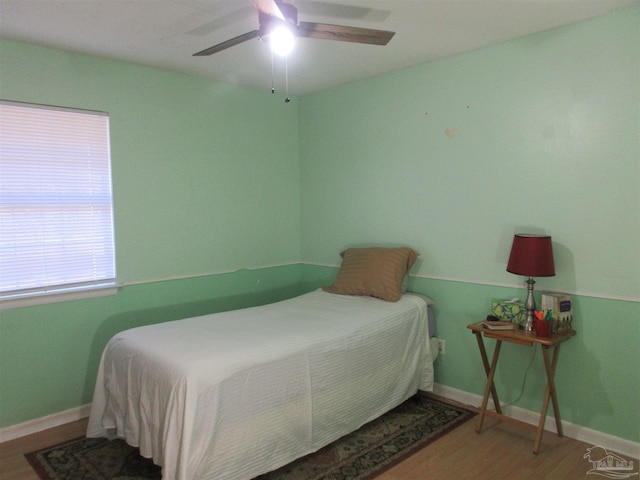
xmin=323 ymin=247 xmax=419 ymax=302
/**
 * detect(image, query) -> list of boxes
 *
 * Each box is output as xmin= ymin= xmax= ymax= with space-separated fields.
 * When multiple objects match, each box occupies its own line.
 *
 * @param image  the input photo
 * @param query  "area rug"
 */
xmin=26 ymin=393 xmax=474 ymax=480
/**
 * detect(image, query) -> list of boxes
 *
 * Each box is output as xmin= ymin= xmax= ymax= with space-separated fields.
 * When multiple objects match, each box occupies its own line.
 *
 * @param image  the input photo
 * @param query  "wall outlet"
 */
xmin=437 ymin=338 xmax=446 ymax=355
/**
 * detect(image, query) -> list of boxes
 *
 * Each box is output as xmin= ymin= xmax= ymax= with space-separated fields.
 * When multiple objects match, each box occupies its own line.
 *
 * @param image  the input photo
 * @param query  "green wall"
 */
xmin=298 ymin=6 xmax=639 ymax=443
xmin=1 ymin=6 xmax=639 ymax=447
xmin=0 ymin=39 xmax=302 ymax=284
xmin=299 ymin=7 xmax=639 ymax=300
xmin=0 ymin=40 xmax=303 ymax=428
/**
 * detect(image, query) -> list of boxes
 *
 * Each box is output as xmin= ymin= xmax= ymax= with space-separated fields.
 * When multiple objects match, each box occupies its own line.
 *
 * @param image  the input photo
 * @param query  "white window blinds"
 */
xmin=0 ymin=101 xmax=116 ymax=304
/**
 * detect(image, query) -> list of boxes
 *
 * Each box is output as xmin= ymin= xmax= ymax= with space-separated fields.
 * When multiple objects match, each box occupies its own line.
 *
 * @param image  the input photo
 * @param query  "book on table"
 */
xmin=480 ymin=321 xmax=515 ymax=330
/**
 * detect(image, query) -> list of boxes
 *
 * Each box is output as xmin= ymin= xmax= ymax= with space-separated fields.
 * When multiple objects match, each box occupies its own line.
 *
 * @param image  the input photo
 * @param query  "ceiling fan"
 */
xmin=193 ymin=0 xmax=395 ymax=57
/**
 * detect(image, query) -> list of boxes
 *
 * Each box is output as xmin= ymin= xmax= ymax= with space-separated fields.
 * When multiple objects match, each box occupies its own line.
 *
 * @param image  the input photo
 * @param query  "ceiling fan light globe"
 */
xmin=270 ymin=25 xmax=295 ymax=56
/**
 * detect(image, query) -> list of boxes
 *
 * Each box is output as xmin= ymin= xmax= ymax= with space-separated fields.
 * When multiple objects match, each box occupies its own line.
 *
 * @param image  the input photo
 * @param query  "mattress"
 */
xmin=87 ymin=289 xmax=432 ymax=480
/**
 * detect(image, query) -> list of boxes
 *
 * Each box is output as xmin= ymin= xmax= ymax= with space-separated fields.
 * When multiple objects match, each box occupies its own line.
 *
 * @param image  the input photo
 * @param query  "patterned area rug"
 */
xmin=26 ymin=393 xmax=474 ymax=480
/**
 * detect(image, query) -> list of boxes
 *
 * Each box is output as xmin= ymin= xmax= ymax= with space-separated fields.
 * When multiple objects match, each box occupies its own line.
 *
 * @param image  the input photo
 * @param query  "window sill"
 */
xmin=0 ymin=286 xmax=118 ymax=311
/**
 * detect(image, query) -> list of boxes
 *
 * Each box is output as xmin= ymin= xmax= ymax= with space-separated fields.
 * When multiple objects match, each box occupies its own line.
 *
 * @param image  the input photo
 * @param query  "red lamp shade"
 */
xmin=507 ymin=234 xmax=555 ymax=277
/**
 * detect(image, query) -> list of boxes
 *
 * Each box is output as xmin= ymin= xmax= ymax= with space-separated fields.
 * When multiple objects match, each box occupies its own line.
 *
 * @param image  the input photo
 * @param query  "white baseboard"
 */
xmin=0 ymin=404 xmax=91 ymax=443
xmin=433 ymin=383 xmax=640 ymax=459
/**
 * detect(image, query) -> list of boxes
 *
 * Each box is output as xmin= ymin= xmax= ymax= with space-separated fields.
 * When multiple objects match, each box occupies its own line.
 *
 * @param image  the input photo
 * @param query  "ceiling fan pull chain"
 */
xmin=284 ymin=56 xmax=291 ymax=103
xmin=271 ymin=48 xmax=276 ymax=94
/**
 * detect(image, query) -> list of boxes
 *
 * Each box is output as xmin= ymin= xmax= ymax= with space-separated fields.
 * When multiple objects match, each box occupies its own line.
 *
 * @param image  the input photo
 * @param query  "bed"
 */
xmin=87 ymin=247 xmax=436 ymax=480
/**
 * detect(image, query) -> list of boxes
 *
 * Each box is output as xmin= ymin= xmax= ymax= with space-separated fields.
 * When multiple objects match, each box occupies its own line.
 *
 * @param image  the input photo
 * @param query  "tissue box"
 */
xmin=491 ymin=301 xmax=526 ymax=324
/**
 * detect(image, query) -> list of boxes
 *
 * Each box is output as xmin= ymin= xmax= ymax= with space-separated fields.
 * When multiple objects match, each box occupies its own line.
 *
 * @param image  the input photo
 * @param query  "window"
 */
xmin=0 ymin=100 xmax=116 ymax=309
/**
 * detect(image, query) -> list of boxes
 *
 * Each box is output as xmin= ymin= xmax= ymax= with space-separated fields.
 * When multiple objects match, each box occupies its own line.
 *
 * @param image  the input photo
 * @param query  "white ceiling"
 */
xmin=0 ymin=0 xmax=636 ymax=95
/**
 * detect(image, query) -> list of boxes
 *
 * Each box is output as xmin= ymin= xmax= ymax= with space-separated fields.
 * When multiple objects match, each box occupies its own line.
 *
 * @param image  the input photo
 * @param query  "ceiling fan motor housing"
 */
xmin=259 ymin=2 xmax=298 ymax=39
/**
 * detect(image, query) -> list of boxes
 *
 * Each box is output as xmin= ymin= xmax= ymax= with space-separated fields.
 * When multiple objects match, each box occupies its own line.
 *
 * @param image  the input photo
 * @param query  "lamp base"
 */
xmin=520 ymin=311 xmax=535 ymax=332
xmin=519 ymin=276 xmax=536 ymax=332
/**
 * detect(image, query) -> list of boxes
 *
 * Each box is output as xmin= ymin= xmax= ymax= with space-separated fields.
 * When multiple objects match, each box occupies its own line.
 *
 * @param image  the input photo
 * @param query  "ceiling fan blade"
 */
xmin=252 ymin=0 xmax=285 ymax=20
xmin=193 ymin=30 xmax=260 ymax=56
xmin=186 ymin=6 xmax=255 ymax=37
xmin=297 ymin=22 xmax=394 ymax=45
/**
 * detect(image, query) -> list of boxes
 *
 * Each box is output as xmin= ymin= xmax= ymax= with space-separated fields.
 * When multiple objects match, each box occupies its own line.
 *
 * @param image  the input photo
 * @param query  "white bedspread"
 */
xmin=87 ymin=289 xmax=431 ymax=480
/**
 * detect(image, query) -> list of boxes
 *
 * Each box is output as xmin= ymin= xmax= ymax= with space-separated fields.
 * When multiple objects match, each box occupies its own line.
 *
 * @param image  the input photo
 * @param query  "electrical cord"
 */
xmin=502 ymin=343 xmax=537 ymax=408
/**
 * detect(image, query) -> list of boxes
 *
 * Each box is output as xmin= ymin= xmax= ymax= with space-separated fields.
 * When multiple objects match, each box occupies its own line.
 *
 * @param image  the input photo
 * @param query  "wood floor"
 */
xmin=1 ymin=395 xmax=637 ymax=480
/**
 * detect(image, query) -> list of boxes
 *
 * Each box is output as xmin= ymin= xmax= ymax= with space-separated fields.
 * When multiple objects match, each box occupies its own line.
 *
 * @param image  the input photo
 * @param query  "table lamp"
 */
xmin=506 ymin=234 xmax=555 ymax=331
